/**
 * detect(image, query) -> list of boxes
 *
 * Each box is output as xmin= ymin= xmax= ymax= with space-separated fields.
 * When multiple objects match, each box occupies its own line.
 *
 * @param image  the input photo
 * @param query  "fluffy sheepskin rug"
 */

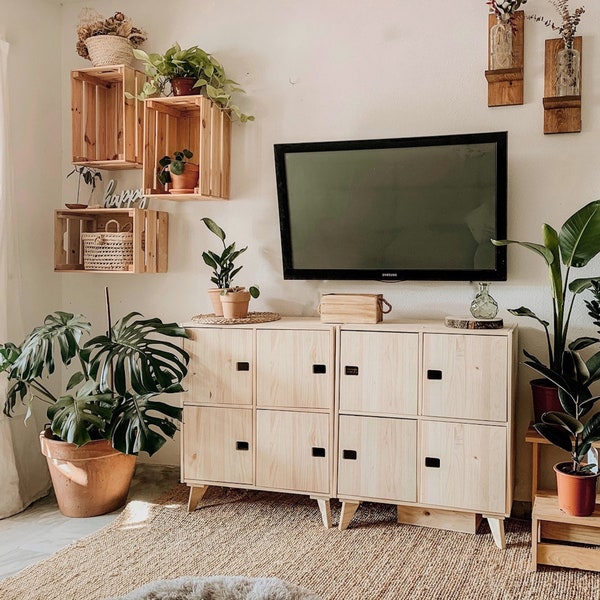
xmin=107 ymin=575 xmax=323 ymax=600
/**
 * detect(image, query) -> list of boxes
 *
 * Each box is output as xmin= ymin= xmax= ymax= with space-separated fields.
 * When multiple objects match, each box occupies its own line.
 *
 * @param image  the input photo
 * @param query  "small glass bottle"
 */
xmin=556 ymin=45 xmax=581 ymax=96
xmin=470 ymin=282 xmax=499 ymax=319
xmin=489 ymin=13 xmax=513 ymax=70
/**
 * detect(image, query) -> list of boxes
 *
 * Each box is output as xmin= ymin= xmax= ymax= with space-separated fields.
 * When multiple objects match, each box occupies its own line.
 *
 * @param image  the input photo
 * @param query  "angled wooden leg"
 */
xmin=310 ymin=496 xmax=332 ymax=528
xmin=339 ymin=501 xmax=360 ymax=531
xmin=188 ymin=485 xmax=209 ymax=512
xmin=531 ymin=512 xmax=540 ymax=571
xmin=484 ymin=516 xmax=506 ymax=549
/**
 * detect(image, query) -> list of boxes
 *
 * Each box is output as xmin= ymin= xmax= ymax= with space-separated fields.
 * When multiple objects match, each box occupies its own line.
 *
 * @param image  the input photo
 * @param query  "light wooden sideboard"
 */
xmin=182 ymin=319 xmax=336 ymax=528
xmin=182 ymin=318 xmax=517 ymax=546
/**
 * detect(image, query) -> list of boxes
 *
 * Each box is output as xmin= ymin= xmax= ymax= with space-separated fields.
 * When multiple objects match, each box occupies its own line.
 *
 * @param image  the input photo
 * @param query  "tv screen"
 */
xmin=274 ymin=131 xmax=507 ymax=282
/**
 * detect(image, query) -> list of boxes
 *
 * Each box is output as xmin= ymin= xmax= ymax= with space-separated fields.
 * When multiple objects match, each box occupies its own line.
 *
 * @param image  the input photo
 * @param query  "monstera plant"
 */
xmin=0 ymin=301 xmax=190 ymax=516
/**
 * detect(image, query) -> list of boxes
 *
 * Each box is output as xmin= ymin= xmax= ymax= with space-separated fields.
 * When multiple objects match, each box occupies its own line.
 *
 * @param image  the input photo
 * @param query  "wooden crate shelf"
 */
xmin=54 ymin=208 xmax=168 ymax=273
xmin=485 ymin=11 xmax=524 ymax=107
xmin=543 ymin=37 xmax=582 ymax=134
xmin=71 ymin=65 xmax=146 ymax=169
xmin=142 ymin=95 xmax=231 ymax=200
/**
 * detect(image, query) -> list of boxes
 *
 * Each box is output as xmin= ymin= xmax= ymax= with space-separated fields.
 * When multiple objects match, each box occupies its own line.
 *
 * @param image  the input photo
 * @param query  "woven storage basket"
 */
xmin=82 ymin=220 xmax=133 ymax=271
xmin=85 ymin=35 xmax=134 ymax=67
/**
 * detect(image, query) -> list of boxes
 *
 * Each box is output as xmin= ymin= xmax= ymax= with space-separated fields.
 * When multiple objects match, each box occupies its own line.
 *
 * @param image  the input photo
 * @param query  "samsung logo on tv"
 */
xmin=381 ymin=272 xmax=398 ymax=278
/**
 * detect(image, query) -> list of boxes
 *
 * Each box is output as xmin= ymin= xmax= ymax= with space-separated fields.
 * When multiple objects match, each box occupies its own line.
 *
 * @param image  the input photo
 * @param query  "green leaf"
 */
xmin=249 ymin=285 xmax=260 ymax=298
xmin=508 ymin=307 xmax=549 ymax=328
xmin=534 ymin=422 xmax=573 ymax=453
xmin=201 ymin=217 xmax=226 ymax=242
xmin=542 ymin=411 xmax=583 ymax=436
xmin=491 ymin=239 xmax=554 ymax=264
xmin=66 ymin=371 xmax=85 ymax=391
xmin=542 ymin=224 xmax=563 ymax=307
xmin=559 ymin=201 xmax=600 ymax=268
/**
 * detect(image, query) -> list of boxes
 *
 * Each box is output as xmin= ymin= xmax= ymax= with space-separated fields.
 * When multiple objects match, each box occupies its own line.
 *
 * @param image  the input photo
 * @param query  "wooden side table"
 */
xmin=532 ymin=495 xmax=600 ymax=571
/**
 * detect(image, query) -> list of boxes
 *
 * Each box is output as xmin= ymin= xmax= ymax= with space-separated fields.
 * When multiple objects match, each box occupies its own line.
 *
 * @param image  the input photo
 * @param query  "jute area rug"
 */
xmin=1 ymin=484 xmax=599 ymax=600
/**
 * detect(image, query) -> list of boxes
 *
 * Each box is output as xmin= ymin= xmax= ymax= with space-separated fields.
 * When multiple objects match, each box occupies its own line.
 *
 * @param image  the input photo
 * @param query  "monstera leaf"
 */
xmin=86 ymin=312 xmax=189 ymax=397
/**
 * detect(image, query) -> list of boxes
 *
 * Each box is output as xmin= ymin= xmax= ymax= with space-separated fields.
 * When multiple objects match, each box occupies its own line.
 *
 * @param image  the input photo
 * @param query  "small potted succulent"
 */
xmin=0 ymin=291 xmax=189 ymax=517
xmin=158 ymin=149 xmax=199 ymax=194
xmin=76 ymin=9 xmax=147 ymax=67
xmin=201 ymin=217 xmax=259 ymax=317
xmin=133 ymin=43 xmax=254 ymax=122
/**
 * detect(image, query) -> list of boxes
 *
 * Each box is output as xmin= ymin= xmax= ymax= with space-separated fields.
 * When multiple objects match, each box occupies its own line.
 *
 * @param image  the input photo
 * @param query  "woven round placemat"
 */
xmin=191 ymin=311 xmax=281 ymax=325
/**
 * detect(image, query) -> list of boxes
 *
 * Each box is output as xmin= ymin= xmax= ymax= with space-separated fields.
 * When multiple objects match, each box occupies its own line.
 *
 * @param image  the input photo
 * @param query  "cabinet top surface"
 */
xmin=182 ymin=316 xmax=516 ymax=334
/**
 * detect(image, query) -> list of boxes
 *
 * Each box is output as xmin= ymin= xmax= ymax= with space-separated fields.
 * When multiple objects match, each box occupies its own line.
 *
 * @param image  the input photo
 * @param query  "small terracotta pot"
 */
xmin=530 ymin=379 xmax=562 ymax=423
xmin=220 ymin=290 xmax=251 ymax=319
xmin=40 ymin=430 xmax=136 ymax=518
xmin=208 ymin=288 xmax=225 ymax=317
xmin=170 ymin=77 xmax=201 ymax=96
xmin=169 ymin=163 xmax=199 ymax=194
xmin=554 ymin=461 xmax=599 ymax=517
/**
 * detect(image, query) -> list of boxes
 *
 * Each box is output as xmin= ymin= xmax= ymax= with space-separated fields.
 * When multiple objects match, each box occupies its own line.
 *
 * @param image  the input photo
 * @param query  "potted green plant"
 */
xmin=66 ymin=165 xmax=103 ymax=208
xmin=0 ymin=294 xmax=189 ymax=517
xmin=158 ymin=148 xmax=199 ymax=194
xmin=492 ymin=200 xmax=600 ymax=421
xmin=201 ymin=217 xmax=259 ymax=317
xmin=132 ymin=43 xmax=254 ymax=122
xmin=529 ymin=282 xmax=600 ymax=516
xmin=76 ymin=9 xmax=147 ymax=67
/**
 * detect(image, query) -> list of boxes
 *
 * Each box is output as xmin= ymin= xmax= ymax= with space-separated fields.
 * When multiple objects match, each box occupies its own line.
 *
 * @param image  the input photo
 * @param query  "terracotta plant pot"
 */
xmin=530 ymin=378 xmax=562 ymax=423
xmin=170 ymin=77 xmax=201 ymax=97
xmin=40 ymin=430 xmax=136 ymax=518
xmin=208 ymin=288 xmax=225 ymax=317
xmin=554 ymin=461 xmax=600 ymax=517
xmin=169 ymin=163 xmax=199 ymax=194
xmin=220 ymin=290 xmax=251 ymax=319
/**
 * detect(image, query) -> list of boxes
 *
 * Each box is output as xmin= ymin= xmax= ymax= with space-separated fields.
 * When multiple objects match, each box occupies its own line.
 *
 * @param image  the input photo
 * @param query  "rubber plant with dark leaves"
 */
xmin=527 ymin=280 xmax=600 ymax=475
xmin=0 ymin=308 xmax=189 ymax=456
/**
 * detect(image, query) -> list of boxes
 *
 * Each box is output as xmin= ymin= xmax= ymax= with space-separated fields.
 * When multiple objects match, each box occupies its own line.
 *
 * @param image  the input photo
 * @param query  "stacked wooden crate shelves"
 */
xmin=142 ymin=95 xmax=231 ymax=200
xmin=54 ymin=208 xmax=168 ymax=273
xmin=71 ymin=65 xmax=146 ymax=169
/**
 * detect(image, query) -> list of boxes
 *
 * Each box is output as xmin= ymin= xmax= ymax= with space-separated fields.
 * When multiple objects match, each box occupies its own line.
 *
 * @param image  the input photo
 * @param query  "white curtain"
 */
xmin=0 ymin=38 xmax=50 ymax=519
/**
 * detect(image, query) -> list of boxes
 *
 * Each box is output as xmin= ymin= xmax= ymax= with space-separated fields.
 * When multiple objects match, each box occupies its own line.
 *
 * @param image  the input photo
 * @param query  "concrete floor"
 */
xmin=0 ymin=463 xmax=180 ymax=580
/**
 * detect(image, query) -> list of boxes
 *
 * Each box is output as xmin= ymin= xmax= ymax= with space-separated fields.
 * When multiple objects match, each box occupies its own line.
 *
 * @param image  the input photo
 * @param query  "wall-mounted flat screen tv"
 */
xmin=274 ymin=131 xmax=507 ymax=281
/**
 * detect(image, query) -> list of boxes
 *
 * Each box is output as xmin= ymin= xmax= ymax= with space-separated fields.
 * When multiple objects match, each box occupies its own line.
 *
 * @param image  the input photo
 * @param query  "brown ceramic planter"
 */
xmin=220 ymin=290 xmax=251 ymax=319
xmin=208 ymin=288 xmax=225 ymax=317
xmin=530 ymin=378 xmax=562 ymax=423
xmin=40 ymin=430 xmax=136 ymax=518
xmin=170 ymin=77 xmax=201 ymax=96
xmin=554 ymin=461 xmax=599 ymax=517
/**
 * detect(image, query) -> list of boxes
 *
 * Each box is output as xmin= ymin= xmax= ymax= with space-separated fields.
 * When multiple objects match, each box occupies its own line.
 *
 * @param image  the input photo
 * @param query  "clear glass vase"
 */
xmin=489 ymin=14 xmax=513 ymax=70
xmin=470 ymin=282 xmax=499 ymax=320
xmin=556 ymin=45 xmax=581 ymax=96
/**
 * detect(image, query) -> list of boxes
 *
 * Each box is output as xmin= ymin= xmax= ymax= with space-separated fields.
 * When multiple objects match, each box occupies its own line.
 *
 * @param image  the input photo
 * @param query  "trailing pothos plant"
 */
xmin=0 ymin=301 xmax=189 ymax=456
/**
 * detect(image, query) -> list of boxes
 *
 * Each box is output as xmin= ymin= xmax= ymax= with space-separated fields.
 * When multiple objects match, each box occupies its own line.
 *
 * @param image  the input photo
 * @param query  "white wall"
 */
xmin=50 ymin=0 xmax=600 ymax=499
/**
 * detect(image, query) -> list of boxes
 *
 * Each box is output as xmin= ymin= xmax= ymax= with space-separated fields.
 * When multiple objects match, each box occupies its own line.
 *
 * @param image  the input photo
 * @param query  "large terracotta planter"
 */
xmin=221 ymin=290 xmax=251 ymax=319
xmin=40 ymin=430 xmax=136 ymax=518
xmin=530 ymin=378 xmax=562 ymax=423
xmin=554 ymin=461 xmax=600 ymax=517
xmin=169 ymin=163 xmax=199 ymax=194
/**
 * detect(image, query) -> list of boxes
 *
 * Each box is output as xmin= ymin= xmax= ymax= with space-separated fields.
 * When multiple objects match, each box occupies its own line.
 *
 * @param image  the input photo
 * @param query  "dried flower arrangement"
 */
xmin=527 ymin=0 xmax=585 ymax=49
xmin=487 ymin=0 xmax=528 ymax=18
xmin=76 ymin=8 xmax=147 ymax=60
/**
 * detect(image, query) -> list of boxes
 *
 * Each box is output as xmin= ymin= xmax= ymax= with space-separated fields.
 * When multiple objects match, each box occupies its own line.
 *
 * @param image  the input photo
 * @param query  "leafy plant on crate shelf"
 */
xmin=201 ymin=217 xmax=259 ymax=318
xmin=157 ymin=149 xmax=198 ymax=194
xmin=0 ymin=289 xmax=189 ymax=517
xmin=131 ymin=42 xmax=254 ymax=122
xmin=66 ymin=165 xmax=102 ymax=208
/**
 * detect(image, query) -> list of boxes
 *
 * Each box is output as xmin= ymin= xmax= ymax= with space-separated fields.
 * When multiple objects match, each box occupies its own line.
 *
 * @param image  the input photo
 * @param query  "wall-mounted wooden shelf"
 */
xmin=142 ymin=95 xmax=231 ymax=201
xmin=54 ymin=208 xmax=168 ymax=273
xmin=543 ymin=37 xmax=582 ymax=134
xmin=484 ymin=11 xmax=524 ymax=107
xmin=71 ymin=65 xmax=146 ymax=169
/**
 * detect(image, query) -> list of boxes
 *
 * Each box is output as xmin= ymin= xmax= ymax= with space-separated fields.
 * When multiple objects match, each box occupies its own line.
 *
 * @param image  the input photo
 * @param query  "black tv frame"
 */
xmin=274 ymin=131 xmax=508 ymax=282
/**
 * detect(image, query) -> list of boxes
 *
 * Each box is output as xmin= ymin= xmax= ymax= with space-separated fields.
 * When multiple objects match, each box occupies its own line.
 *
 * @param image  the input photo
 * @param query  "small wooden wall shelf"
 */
xmin=484 ymin=11 xmax=524 ymax=107
xmin=54 ymin=208 xmax=168 ymax=273
xmin=142 ymin=95 xmax=231 ymax=201
xmin=71 ymin=65 xmax=146 ymax=169
xmin=543 ymin=37 xmax=582 ymax=134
